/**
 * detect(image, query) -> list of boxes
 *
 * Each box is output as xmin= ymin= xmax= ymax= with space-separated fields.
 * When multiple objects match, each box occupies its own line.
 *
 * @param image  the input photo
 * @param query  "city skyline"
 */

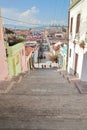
xmin=0 ymin=0 xmax=69 ymax=28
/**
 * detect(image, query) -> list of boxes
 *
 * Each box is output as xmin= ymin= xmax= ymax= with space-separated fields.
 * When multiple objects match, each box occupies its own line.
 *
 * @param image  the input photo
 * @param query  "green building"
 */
xmin=6 ymin=42 xmax=26 ymax=78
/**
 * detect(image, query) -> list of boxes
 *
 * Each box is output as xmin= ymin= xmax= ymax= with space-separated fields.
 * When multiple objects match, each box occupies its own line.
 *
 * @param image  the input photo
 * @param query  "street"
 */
xmin=0 ymin=67 xmax=87 ymax=129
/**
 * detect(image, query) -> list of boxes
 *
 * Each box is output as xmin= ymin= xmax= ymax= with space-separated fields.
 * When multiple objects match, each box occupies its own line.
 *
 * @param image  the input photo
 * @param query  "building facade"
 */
xmin=7 ymin=42 xmax=26 ymax=77
xmin=25 ymin=45 xmax=34 ymax=71
xmin=68 ymin=0 xmax=87 ymax=81
xmin=60 ymin=44 xmax=68 ymax=70
xmin=0 ymin=10 xmax=9 ymax=80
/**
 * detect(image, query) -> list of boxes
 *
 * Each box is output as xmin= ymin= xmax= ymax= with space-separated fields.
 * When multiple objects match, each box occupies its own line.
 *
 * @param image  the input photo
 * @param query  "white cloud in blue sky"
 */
xmin=2 ymin=7 xmax=41 ymax=26
xmin=1 ymin=0 xmax=69 ymax=27
xmin=19 ymin=7 xmax=41 ymax=25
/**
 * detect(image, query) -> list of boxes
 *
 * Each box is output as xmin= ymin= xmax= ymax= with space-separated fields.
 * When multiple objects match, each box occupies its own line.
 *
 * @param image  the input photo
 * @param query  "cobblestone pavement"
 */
xmin=0 ymin=68 xmax=87 ymax=129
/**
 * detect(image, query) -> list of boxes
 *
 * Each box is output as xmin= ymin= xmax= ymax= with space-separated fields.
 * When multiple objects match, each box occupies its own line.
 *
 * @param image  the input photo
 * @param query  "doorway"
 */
xmin=74 ymin=53 xmax=78 ymax=75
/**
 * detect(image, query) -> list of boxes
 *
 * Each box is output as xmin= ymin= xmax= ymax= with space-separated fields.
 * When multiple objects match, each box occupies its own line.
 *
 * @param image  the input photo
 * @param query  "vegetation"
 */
xmin=6 ymin=36 xmax=26 ymax=46
xmin=79 ymin=40 xmax=85 ymax=49
xmin=50 ymin=54 xmax=58 ymax=62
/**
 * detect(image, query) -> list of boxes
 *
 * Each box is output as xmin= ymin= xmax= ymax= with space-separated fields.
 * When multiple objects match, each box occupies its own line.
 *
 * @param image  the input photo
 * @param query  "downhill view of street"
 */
xmin=1 ymin=66 xmax=87 ymax=130
xmin=0 ymin=0 xmax=87 ymax=129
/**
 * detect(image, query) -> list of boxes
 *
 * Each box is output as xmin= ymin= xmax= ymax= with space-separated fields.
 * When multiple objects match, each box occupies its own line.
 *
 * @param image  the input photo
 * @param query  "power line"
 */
xmin=0 ymin=15 xmax=41 ymax=26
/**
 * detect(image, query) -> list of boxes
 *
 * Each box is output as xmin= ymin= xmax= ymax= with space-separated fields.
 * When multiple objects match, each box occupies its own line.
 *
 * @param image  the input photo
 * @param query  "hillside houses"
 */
xmin=0 ymin=11 xmax=39 ymax=80
xmin=1 ymin=0 xmax=87 ymax=82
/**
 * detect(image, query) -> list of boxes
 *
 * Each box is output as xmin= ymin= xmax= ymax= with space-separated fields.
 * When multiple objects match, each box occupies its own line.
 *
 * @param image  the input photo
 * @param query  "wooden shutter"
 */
xmin=70 ymin=17 xmax=73 ymax=33
xmin=76 ymin=14 xmax=81 ymax=33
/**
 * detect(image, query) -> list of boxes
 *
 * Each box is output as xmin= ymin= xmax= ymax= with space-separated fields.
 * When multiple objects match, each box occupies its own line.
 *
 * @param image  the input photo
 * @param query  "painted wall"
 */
xmin=26 ymin=52 xmax=32 ymax=71
xmin=20 ymin=46 xmax=26 ymax=73
xmin=60 ymin=44 xmax=67 ymax=70
xmin=68 ymin=0 xmax=87 ymax=81
xmin=81 ymin=52 xmax=87 ymax=81
xmin=7 ymin=42 xmax=26 ymax=77
xmin=0 ymin=10 xmax=9 ymax=80
xmin=33 ymin=50 xmax=38 ymax=63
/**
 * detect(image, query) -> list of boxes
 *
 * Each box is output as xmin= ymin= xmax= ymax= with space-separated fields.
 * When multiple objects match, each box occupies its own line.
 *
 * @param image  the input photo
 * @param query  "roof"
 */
xmin=25 ymin=46 xmax=34 ymax=56
xmin=69 ymin=0 xmax=81 ymax=9
xmin=4 ymin=28 xmax=16 ymax=34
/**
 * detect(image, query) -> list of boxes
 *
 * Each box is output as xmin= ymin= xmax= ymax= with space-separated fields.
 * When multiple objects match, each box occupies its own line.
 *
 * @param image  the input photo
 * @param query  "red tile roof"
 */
xmin=25 ymin=46 xmax=34 ymax=56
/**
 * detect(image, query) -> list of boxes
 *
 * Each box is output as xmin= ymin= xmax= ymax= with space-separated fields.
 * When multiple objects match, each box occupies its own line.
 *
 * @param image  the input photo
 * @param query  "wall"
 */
xmin=8 ymin=53 xmax=21 ymax=77
xmin=81 ymin=52 xmax=87 ymax=81
xmin=20 ymin=47 xmax=26 ymax=72
xmin=0 ymin=10 xmax=9 ymax=80
xmin=60 ymin=44 xmax=67 ymax=70
xmin=7 ymin=42 xmax=26 ymax=77
xmin=68 ymin=0 xmax=87 ymax=80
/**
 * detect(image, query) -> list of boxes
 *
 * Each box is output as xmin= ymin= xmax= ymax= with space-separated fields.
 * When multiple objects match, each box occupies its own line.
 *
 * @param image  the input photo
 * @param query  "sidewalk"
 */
xmin=58 ymin=69 xmax=87 ymax=94
xmin=0 ymin=68 xmax=43 ymax=94
xmin=0 ymin=71 xmax=29 ymax=94
xmin=75 ymin=80 xmax=87 ymax=94
xmin=0 ymin=79 xmax=15 ymax=94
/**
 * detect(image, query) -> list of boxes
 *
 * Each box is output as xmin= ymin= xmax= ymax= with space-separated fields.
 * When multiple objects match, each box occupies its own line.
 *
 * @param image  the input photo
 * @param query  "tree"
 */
xmin=50 ymin=54 xmax=58 ymax=62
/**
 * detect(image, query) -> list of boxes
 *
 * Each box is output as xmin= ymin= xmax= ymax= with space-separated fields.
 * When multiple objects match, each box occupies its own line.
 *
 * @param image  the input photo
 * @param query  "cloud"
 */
xmin=1 ymin=7 xmax=67 ymax=28
xmin=1 ymin=8 xmax=20 ymax=25
xmin=19 ymin=7 xmax=39 ymax=18
xmin=45 ymin=20 xmax=68 ymax=26
xmin=41 ymin=18 xmax=68 ymax=26
xmin=1 ymin=7 xmax=41 ymax=27
xmin=19 ymin=7 xmax=40 ymax=25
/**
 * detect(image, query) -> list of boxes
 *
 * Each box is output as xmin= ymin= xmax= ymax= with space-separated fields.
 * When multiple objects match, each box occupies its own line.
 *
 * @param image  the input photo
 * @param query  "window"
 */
xmin=70 ymin=17 xmax=73 ymax=33
xmin=69 ymin=49 xmax=71 ymax=57
xmin=76 ymin=14 xmax=81 ymax=33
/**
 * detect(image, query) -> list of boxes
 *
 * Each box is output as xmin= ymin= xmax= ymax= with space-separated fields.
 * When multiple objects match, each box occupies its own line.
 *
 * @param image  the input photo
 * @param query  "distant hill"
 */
xmin=3 ymin=24 xmax=68 ymax=30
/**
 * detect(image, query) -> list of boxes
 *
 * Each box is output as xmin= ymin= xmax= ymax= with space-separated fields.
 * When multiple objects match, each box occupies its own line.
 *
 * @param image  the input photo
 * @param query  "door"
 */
xmin=74 ymin=53 xmax=78 ymax=75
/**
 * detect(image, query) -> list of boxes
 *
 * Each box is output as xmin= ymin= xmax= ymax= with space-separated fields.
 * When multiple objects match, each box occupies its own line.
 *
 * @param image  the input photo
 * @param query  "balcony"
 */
xmin=69 ymin=33 xmax=73 ymax=41
xmin=69 ymin=0 xmax=81 ymax=9
xmin=75 ymin=33 xmax=80 ymax=43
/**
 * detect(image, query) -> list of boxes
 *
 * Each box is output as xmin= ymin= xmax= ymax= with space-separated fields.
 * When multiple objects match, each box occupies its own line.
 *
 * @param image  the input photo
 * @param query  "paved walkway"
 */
xmin=0 ymin=68 xmax=87 ymax=129
xmin=0 ymin=72 xmax=26 ymax=94
xmin=59 ymin=70 xmax=87 ymax=94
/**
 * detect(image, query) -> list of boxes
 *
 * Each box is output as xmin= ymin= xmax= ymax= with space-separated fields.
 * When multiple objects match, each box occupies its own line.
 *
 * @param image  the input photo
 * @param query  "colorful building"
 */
xmin=7 ymin=42 xmax=26 ymax=77
xmin=0 ymin=9 xmax=9 ymax=80
xmin=25 ymin=41 xmax=39 ymax=64
xmin=68 ymin=0 xmax=87 ymax=81
xmin=60 ymin=44 xmax=68 ymax=70
xmin=25 ymin=45 xmax=34 ymax=70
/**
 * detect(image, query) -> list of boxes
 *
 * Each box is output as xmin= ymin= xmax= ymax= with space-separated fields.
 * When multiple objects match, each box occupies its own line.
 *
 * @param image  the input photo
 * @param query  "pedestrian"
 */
xmin=41 ymin=64 xmax=43 ymax=69
xmin=49 ymin=63 xmax=51 ymax=68
xmin=44 ymin=65 xmax=46 ymax=68
xmin=44 ymin=56 xmax=46 ymax=59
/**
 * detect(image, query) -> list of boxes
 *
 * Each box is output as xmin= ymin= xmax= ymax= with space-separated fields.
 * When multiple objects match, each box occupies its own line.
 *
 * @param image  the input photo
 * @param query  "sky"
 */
xmin=0 ymin=0 xmax=70 ymax=28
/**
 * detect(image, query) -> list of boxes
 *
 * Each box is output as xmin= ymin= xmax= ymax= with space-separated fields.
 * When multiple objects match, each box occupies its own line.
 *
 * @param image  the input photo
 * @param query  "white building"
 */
xmin=68 ymin=0 xmax=87 ymax=81
xmin=55 ymin=32 xmax=63 ymax=38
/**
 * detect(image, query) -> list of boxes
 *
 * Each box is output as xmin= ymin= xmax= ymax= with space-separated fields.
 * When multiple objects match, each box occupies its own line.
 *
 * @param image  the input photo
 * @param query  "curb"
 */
xmin=58 ymin=70 xmax=80 ymax=85
xmin=0 ymin=81 xmax=15 ymax=94
xmin=74 ymin=81 xmax=87 ymax=94
xmin=0 ymin=75 xmax=23 ymax=94
xmin=74 ymin=82 xmax=82 ymax=94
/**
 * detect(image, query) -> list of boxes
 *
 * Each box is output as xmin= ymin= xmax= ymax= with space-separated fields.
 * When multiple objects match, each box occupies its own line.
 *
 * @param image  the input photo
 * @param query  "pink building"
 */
xmin=0 ymin=10 xmax=9 ymax=80
xmin=20 ymin=46 xmax=27 ymax=73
